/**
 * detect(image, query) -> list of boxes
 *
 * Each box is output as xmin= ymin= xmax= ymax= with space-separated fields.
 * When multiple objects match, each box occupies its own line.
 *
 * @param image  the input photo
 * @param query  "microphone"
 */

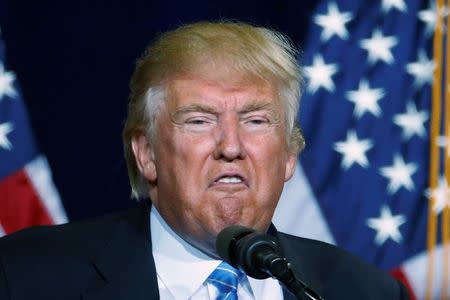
xmin=216 ymin=225 xmax=324 ymax=300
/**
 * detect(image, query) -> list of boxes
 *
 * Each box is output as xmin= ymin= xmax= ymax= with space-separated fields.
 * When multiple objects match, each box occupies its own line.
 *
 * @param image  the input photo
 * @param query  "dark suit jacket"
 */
xmin=0 ymin=202 xmax=409 ymax=300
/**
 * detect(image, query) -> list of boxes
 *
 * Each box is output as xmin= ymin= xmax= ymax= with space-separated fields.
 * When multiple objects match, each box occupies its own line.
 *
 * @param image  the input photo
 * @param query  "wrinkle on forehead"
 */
xmin=166 ymin=76 xmax=279 ymax=104
xmin=164 ymin=73 xmax=284 ymax=127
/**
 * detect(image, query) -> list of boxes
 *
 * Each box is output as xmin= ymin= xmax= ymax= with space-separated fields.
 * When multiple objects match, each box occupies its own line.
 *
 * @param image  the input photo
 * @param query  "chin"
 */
xmin=213 ymin=214 xmax=245 ymax=234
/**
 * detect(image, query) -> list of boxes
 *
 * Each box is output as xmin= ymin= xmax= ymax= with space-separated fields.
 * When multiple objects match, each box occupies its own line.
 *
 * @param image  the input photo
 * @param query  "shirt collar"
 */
xmin=150 ymin=206 xmax=221 ymax=299
xmin=150 ymin=206 xmax=278 ymax=299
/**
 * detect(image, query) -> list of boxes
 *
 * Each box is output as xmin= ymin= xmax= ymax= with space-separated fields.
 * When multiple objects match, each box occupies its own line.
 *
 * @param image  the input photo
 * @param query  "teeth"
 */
xmin=217 ymin=176 xmax=243 ymax=183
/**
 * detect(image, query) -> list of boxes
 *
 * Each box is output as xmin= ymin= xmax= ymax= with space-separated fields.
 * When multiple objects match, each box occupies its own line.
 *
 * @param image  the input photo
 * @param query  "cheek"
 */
xmin=155 ymin=132 xmax=215 ymax=200
xmin=168 ymin=137 xmax=214 ymax=180
xmin=251 ymin=134 xmax=288 ymax=169
xmin=249 ymin=136 xmax=289 ymax=197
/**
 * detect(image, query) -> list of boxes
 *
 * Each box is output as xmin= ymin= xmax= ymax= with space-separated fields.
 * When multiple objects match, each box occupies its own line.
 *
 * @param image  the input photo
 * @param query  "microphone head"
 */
xmin=216 ymin=225 xmax=282 ymax=279
xmin=216 ymin=225 xmax=255 ymax=265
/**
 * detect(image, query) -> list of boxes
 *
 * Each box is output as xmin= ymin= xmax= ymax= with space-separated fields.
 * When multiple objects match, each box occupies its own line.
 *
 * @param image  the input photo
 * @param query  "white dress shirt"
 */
xmin=150 ymin=206 xmax=284 ymax=299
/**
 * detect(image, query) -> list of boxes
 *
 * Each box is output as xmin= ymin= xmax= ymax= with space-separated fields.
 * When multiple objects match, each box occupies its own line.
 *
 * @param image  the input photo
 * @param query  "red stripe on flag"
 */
xmin=390 ymin=268 xmax=417 ymax=300
xmin=0 ymin=169 xmax=53 ymax=234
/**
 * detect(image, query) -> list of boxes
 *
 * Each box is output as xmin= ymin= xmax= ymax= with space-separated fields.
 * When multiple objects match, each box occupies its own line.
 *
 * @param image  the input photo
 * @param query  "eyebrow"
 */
xmin=171 ymin=104 xmax=218 ymax=120
xmin=240 ymin=102 xmax=281 ymax=124
xmin=239 ymin=101 xmax=277 ymax=114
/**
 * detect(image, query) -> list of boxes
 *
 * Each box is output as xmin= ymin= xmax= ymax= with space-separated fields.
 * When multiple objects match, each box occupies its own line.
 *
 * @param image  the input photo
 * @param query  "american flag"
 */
xmin=0 ymin=28 xmax=67 ymax=236
xmin=273 ymin=1 xmax=450 ymax=299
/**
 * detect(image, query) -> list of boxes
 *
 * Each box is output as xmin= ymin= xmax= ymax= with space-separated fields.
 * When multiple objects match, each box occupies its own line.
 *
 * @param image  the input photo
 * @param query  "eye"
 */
xmin=186 ymin=118 xmax=210 ymax=125
xmin=248 ymin=118 xmax=268 ymax=125
xmin=182 ymin=115 xmax=217 ymax=132
xmin=242 ymin=116 xmax=272 ymax=132
xmin=245 ymin=117 xmax=270 ymax=126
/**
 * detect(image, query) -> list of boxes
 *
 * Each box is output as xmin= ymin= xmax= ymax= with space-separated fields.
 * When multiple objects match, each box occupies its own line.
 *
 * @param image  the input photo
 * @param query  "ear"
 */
xmin=284 ymin=152 xmax=297 ymax=182
xmin=131 ymin=134 xmax=157 ymax=182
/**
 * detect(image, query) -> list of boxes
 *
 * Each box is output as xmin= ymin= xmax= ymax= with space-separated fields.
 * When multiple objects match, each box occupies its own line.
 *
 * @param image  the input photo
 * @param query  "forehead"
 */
xmin=165 ymin=75 xmax=281 ymax=110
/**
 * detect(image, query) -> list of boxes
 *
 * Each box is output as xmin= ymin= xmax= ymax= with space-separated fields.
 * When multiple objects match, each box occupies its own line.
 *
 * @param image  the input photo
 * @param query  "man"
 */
xmin=0 ymin=21 xmax=409 ymax=299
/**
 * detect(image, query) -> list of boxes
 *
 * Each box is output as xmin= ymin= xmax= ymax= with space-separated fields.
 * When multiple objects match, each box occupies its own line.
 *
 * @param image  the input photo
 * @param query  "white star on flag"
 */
xmin=406 ymin=50 xmax=435 ymax=88
xmin=334 ymin=130 xmax=373 ymax=170
xmin=425 ymin=177 xmax=450 ymax=214
xmin=379 ymin=154 xmax=418 ymax=194
xmin=346 ymin=79 xmax=385 ymax=118
xmin=314 ymin=2 xmax=353 ymax=42
xmin=418 ymin=2 xmax=437 ymax=36
xmin=360 ymin=29 xmax=398 ymax=65
xmin=0 ymin=122 xmax=14 ymax=150
xmin=381 ymin=0 xmax=407 ymax=13
xmin=304 ymin=55 xmax=339 ymax=93
xmin=366 ymin=205 xmax=406 ymax=246
xmin=0 ymin=63 xmax=17 ymax=101
xmin=393 ymin=102 xmax=429 ymax=140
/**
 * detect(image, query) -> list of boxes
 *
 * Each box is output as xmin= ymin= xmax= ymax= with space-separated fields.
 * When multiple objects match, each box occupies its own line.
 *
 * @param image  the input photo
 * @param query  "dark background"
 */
xmin=0 ymin=1 xmax=318 ymax=221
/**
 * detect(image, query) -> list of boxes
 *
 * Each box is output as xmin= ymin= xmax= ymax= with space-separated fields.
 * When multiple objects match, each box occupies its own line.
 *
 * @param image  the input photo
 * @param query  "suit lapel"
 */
xmin=82 ymin=201 xmax=160 ymax=300
xmin=268 ymin=225 xmax=325 ymax=300
xmin=282 ymin=286 xmax=301 ymax=300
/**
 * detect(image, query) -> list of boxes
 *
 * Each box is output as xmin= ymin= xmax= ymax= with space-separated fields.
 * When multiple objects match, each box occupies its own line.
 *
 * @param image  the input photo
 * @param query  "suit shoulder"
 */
xmin=277 ymin=232 xmax=409 ymax=299
xmin=0 ymin=205 xmax=138 ymax=259
xmin=0 ymin=203 xmax=150 ymax=299
xmin=278 ymin=231 xmax=357 ymax=260
xmin=278 ymin=231 xmax=376 ymax=269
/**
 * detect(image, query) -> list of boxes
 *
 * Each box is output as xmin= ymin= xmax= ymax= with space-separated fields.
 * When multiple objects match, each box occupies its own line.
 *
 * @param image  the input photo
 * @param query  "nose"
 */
xmin=213 ymin=117 xmax=247 ymax=161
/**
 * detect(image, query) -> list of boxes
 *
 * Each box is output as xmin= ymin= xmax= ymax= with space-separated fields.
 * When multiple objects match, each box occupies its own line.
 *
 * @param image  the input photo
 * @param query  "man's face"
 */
xmin=134 ymin=75 xmax=297 ymax=256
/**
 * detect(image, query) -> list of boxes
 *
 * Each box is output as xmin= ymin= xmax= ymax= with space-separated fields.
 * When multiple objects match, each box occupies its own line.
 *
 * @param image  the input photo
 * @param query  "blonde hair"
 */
xmin=123 ymin=21 xmax=305 ymax=199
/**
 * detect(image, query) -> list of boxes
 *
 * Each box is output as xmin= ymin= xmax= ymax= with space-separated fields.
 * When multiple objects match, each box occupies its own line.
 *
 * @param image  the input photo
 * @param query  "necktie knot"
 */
xmin=207 ymin=261 xmax=244 ymax=300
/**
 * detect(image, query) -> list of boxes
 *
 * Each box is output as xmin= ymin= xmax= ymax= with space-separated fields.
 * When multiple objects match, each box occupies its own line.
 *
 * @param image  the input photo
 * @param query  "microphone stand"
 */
xmin=256 ymin=249 xmax=324 ymax=300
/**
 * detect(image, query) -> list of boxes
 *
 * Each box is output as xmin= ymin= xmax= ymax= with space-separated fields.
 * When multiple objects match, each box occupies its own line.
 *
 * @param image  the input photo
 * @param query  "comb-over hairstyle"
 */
xmin=123 ymin=21 xmax=305 ymax=199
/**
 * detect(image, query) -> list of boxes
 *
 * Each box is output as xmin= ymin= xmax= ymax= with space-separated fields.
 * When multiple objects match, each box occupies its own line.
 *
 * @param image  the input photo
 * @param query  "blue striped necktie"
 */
xmin=207 ymin=261 xmax=244 ymax=300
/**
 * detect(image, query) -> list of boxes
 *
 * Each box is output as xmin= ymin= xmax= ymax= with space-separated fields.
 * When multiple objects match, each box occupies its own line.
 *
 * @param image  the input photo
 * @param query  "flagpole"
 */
xmin=427 ymin=0 xmax=445 ymax=299
xmin=442 ymin=1 xmax=450 ymax=298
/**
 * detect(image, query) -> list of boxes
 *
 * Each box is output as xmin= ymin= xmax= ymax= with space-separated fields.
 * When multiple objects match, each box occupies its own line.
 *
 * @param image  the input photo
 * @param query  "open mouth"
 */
xmin=211 ymin=172 xmax=248 ymax=188
xmin=215 ymin=176 xmax=244 ymax=184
